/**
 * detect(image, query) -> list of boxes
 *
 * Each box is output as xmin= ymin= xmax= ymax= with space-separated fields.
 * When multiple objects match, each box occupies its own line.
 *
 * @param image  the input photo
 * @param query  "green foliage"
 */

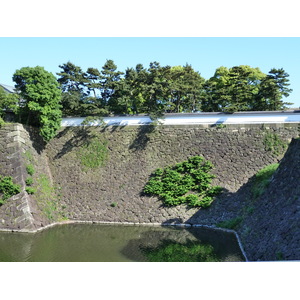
xmin=81 ymin=116 xmax=105 ymax=126
xmin=0 ymin=86 xmax=20 ymax=118
xmin=263 ymin=132 xmax=287 ymax=156
xmin=25 ymin=186 xmax=36 ymax=194
xmin=110 ymin=202 xmax=117 ymax=207
xmin=251 ymin=163 xmax=279 ymax=200
xmin=144 ymin=156 xmax=222 ymax=208
xmin=77 ymin=136 xmax=108 ymax=169
xmin=23 ymin=150 xmax=34 ymax=163
xmin=35 ymin=174 xmax=67 ymax=221
xmin=25 ymin=177 xmax=33 ymax=186
xmin=57 ymin=59 xmax=293 ymax=116
xmin=216 ymin=216 xmax=243 ymax=230
xmin=26 ymin=164 xmax=35 ymax=176
xmin=0 ymin=176 xmax=21 ymax=205
xmin=141 ymin=239 xmax=220 ymax=262
xmin=13 ymin=66 xmax=62 ymax=142
xmin=0 ymin=117 xmax=4 ymax=127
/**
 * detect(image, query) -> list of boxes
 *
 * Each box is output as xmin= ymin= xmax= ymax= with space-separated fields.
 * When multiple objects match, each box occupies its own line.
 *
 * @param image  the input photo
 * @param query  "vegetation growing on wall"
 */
xmin=35 ymin=174 xmax=67 ymax=221
xmin=251 ymin=163 xmax=279 ymax=200
xmin=144 ymin=156 xmax=222 ymax=208
xmin=0 ymin=176 xmax=21 ymax=205
xmin=216 ymin=163 xmax=279 ymax=230
xmin=216 ymin=216 xmax=243 ymax=230
xmin=76 ymin=135 xmax=108 ymax=170
xmin=263 ymin=132 xmax=287 ymax=156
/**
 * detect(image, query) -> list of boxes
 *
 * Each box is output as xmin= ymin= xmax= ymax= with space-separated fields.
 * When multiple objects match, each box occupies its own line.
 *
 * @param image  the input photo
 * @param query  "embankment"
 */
xmin=0 ymin=122 xmax=299 ymax=260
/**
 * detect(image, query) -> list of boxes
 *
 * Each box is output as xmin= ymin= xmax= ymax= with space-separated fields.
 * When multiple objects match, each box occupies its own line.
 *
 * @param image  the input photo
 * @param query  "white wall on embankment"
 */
xmin=61 ymin=111 xmax=300 ymax=127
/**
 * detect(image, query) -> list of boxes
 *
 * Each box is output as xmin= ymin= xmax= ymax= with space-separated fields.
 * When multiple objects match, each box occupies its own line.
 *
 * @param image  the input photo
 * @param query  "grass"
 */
xmin=35 ymin=174 xmax=67 ymax=221
xmin=216 ymin=163 xmax=279 ymax=231
xmin=251 ymin=163 xmax=279 ymax=200
xmin=77 ymin=137 xmax=108 ymax=170
xmin=263 ymin=132 xmax=287 ymax=156
xmin=216 ymin=216 xmax=243 ymax=230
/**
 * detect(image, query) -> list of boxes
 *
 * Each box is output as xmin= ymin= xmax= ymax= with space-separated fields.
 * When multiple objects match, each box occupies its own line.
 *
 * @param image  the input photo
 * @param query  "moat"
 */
xmin=0 ymin=224 xmax=245 ymax=262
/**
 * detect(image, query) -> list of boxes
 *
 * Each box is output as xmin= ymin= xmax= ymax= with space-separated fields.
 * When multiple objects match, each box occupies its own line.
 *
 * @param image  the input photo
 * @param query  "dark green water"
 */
xmin=0 ymin=224 xmax=245 ymax=262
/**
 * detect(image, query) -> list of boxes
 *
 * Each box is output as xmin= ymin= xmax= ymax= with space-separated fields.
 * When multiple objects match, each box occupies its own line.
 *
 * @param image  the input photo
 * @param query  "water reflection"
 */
xmin=0 ymin=224 xmax=245 ymax=262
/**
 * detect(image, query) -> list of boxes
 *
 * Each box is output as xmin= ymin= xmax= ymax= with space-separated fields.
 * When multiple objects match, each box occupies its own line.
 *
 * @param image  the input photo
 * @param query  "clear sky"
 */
xmin=1 ymin=37 xmax=299 ymax=107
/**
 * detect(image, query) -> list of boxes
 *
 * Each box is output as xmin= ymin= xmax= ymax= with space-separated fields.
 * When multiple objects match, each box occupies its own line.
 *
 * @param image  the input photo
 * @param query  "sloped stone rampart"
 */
xmin=45 ymin=123 xmax=299 ymax=226
xmin=1 ymin=122 xmax=300 ymax=261
xmin=237 ymin=138 xmax=300 ymax=261
xmin=0 ymin=124 xmax=50 ymax=231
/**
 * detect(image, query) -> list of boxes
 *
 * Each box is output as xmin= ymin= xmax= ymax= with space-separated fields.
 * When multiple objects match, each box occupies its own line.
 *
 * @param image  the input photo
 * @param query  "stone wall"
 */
xmin=1 ymin=122 xmax=300 ymax=260
xmin=45 ymin=123 xmax=299 ymax=227
xmin=0 ymin=124 xmax=53 ymax=231
xmin=237 ymin=138 xmax=300 ymax=261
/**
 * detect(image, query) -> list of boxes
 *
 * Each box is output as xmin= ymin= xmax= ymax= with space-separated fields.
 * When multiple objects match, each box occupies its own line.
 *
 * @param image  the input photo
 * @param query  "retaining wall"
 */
xmin=45 ymin=123 xmax=298 ymax=226
xmin=0 ymin=122 xmax=299 ymax=260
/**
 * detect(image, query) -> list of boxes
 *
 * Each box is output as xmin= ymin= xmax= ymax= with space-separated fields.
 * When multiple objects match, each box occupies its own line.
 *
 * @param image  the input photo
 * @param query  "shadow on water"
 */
xmin=121 ymin=225 xmax=245 ymax=262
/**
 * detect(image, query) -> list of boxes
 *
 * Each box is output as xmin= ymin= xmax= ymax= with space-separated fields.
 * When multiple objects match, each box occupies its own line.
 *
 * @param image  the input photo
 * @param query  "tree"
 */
xmin=257 ymin=68 xmax=293 ymax=110
xmin=13 ymin=66 xmax=62 ymax=142
xmin=202 ymin=65 xmax=266 ymax=112
xmin=57 ymin=62 xmax=90 ymax=116
xmin=57 ymin=61 xmax=88 ymax=93
xmin=0 ymin=86 xmax=20 ymax=119
xmin=167 ymin=64 xmax=205 ymax=112
xmin=100 ymin=59 xmax=123 ymax=106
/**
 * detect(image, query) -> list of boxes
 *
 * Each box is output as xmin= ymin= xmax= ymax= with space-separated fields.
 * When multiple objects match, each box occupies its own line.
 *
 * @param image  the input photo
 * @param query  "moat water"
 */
xmin=0 ymin=224 xmax=245 ymax=262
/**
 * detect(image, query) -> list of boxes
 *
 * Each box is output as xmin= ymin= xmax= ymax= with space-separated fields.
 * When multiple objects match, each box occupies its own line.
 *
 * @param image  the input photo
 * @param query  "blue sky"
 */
xmin=1 ymin=37 xmax=299 ymax=107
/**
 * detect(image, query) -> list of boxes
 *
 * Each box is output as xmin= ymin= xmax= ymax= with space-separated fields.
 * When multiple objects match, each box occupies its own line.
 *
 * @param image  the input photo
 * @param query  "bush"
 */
xmin=26 ymin=164 xmax=35 ymax=176
xmin=25 ymin=177 xmax=33 ymax=186
xmin=144 ymin=156 xmax=222 ymax=208
xmin=25 ymin=187 xmax=36 ymax=194
xmin=0 ymin=176 xmax=21 ymax=205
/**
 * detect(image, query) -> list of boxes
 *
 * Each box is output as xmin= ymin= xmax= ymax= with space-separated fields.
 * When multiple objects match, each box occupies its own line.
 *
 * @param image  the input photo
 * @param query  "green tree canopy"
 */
xmin=0 ymin=86 xmax=20 ymax=117
xmin=56 ymin=60 xmax=293 ymax=116
xmin=13 ymin=66 xmax=62 ymax=142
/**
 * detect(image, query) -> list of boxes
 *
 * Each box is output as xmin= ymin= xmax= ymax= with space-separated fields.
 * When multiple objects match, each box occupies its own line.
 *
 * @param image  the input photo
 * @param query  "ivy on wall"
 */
xmin=144 ymin=156 xmax=222 ymax=208
xmin=0 ymin=176 xmax=21 ymax=205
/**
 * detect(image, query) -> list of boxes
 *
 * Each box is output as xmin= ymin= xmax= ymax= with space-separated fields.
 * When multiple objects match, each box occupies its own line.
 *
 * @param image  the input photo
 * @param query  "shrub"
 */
xmin=0 ymin=176 xmax=21 ymax=205
xmin=144 ymin=156 xmax=222 ymax=208
xmin=26 ymin=164 xmax=35 ymax=176
xmin=25 ymin=177 xmax=33 ymax=186
xmin=25 ymin=187 xmax=36 ymax=194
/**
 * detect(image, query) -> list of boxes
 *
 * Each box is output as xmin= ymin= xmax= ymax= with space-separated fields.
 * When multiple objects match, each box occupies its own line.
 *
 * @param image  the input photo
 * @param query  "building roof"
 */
xmin=0 ymin=83 xmax=15 ymax=93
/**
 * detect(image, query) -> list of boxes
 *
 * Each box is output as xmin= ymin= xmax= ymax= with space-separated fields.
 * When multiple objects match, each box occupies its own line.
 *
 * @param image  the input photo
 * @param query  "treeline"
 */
xmin=0 ymin=61 xmax=294 ymax=142
xmin=57 ymin=60 xmax=293 ymax=117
